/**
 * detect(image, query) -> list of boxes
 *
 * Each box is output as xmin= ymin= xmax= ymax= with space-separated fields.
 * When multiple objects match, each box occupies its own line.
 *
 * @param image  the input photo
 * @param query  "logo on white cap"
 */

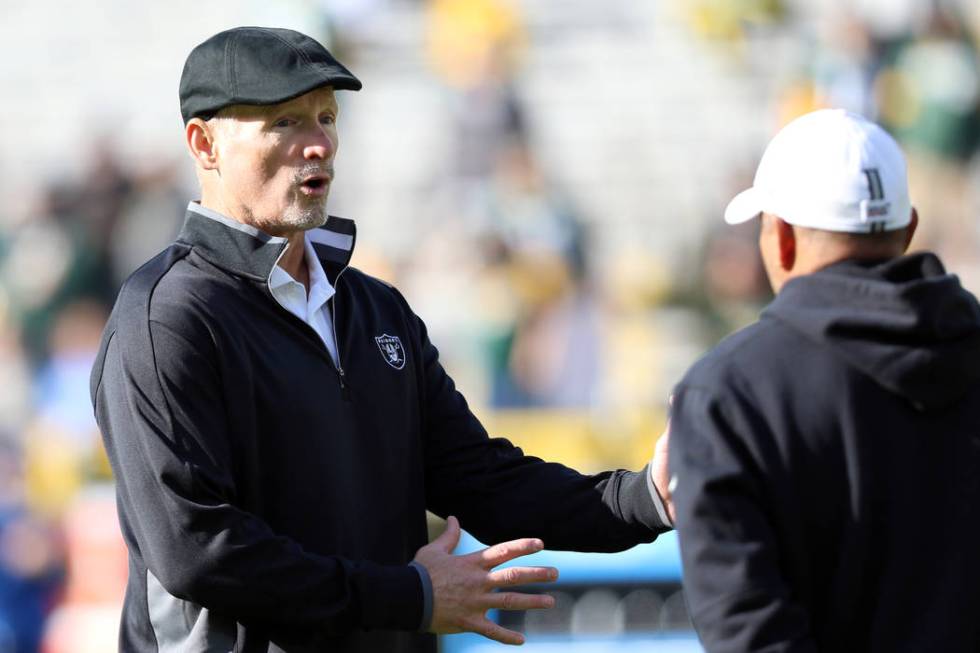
xmin=724 ymin=109 xmax=912 ymax=234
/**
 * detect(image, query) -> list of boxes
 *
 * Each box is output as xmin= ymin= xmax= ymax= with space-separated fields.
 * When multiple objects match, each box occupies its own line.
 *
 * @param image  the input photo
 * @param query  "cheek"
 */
xmin=242 ymin=153 xmax=288 ymax=196
xmin=222 ymin=141 xmax=264 ymax=182
xmin=226 ymin=163 xmax=268 ymax=205
xmin=265 ymin=142 xmax=306 ymax=186
xmin=261 ymin=155 xmax=283 ymax=183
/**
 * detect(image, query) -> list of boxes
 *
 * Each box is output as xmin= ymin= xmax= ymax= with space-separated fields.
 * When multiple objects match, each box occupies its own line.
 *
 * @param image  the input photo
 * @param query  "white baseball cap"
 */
xmin=724 ymin=109 xmax=912 ymax=233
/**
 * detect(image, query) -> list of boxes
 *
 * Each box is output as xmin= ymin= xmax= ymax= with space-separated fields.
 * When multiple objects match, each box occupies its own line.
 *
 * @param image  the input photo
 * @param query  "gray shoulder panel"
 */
xmin=147 ymin=570 xmax=237 ymax=652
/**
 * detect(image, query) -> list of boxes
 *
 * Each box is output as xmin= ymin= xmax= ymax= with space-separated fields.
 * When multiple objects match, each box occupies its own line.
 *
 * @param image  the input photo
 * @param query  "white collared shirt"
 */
xmin=268 ymin=234 xmax=339 ymax=365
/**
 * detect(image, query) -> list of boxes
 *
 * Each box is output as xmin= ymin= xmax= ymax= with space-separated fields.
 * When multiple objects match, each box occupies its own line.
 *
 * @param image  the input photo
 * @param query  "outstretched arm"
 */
xmin=400 ymin=304 xmax=671 ymax=550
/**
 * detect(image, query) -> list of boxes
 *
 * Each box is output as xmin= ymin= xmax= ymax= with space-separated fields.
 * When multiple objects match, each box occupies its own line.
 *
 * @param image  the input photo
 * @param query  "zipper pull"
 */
xmin=338 ymin=365 xmax=351 ymax=401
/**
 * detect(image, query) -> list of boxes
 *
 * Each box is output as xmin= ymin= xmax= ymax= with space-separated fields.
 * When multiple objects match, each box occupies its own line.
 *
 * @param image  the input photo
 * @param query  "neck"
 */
xmin=198 ymin=190 xmax=235 ymax=224
xmin=278 ymin=232 xmax=310 ymax=291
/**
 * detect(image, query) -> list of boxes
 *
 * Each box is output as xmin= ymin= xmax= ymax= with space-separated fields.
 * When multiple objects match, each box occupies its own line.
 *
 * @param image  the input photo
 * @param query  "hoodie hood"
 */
xmin=764 ymin=252 xmax=980 ymax=410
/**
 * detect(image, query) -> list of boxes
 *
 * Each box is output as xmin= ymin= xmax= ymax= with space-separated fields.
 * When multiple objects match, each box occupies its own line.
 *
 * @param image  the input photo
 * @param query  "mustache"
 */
xmin=293 ymin=165 xmax=334 ymax=182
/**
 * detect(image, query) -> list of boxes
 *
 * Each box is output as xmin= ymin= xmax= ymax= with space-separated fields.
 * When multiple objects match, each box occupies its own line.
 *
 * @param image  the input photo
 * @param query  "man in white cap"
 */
xmin=668 ymin=109 xmax=980 ymax=651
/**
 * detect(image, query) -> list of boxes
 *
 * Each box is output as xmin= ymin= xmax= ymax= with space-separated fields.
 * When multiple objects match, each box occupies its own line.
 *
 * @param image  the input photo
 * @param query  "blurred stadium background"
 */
xmin=1 ymin=0 xmax=979 ymax=650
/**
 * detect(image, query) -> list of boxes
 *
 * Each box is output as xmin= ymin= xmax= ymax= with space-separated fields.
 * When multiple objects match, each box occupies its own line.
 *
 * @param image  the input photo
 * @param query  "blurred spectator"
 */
xmin=492 ymin=250 xmax=600 ymax=408
xmin=39 ymin=487 xmax=125 ymax=653
xmin=426 ymin=0 xmax=525 ymax=90
xmin=809 ymin=11 xmax=881 ymax=117
xmin=479 ymin=141 xmax=600 ymax=408
xmin=875 ymin=4 xmax=980 ymax=266
xmin=877 ymin=11 xmax=980 ymax=160
xmin=0 ymin=317 xmax=32 ymax=437
xmin=688 ymin=222 xmax=770 ymax=342
xmin=852 ymin=0 xmax=931 ymax=42
xmin=76 ymin=139 xmax=134 ymax=286
xmin=0 ymin=187 xmax=104 ymax=364
xmin=426 ymin=0 xmax=528 ymax=192
xmin=33 ymin=302 xmax=106 ymax=441
xmin=0 ymin=137 xmax=140 ymax=364
xmin=107 ymin=163 xmax=186 ymax=285
xmin=679 ymin=0 xmax=786 ymax=44
xmin=0 ymin=443 xmax=64 ymax=653
xmin=17 ymin=301 xmax=109 ymax=523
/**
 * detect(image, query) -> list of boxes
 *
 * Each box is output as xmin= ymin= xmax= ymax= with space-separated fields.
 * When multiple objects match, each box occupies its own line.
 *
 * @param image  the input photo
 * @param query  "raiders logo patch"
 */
xmin=375 ymin=334 xmax=406 ymax=370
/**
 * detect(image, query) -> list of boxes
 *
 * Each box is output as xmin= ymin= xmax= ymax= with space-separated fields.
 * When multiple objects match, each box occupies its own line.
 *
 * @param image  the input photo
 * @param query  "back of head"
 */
xmin=725 ymin=110 xmax=916 ymax=288
xmin=791 ymin=221 xmax=910 ymax=262
xmin=725 ymin=109 xmax=913 ymax=237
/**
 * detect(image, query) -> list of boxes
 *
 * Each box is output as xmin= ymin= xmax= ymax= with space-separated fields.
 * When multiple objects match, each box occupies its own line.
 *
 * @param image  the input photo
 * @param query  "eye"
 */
xmin=320 ymin=114 xmax=336 ymax=126
xmin=273 ymin=118 xmax=295 ymax=128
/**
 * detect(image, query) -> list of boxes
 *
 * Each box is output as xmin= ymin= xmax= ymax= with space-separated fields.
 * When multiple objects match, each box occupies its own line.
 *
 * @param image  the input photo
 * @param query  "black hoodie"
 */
xmin=670 ymin=252 xmax=980 ymax=652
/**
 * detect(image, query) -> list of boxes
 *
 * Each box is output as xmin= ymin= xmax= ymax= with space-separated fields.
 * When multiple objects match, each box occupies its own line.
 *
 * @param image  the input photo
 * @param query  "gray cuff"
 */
xmin=645 ymin=462 xmax=673 ymax=528
xmin=409 ymin=561 xmax=433 ymax=632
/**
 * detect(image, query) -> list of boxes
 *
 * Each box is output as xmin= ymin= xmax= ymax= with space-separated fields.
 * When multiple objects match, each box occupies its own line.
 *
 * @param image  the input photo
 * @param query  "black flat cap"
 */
xmin=179 ymin=26 xmax=362 ymax=124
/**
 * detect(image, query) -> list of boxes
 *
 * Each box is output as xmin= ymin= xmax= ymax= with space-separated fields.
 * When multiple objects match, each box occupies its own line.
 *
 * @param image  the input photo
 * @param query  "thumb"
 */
xmin=433 ymin=515 xmax=461 ymax=554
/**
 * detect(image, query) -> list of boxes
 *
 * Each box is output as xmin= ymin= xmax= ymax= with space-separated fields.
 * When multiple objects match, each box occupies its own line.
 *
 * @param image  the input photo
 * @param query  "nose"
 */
xmin=303 ymin=126 xmax=335 ymax=161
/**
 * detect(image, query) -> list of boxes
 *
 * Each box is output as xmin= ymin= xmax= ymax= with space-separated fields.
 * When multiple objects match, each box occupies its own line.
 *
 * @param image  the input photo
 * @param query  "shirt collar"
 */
xmin=268 ymin=234 xmax=337 ymax=305
xmin=178 ymin=202 xmax=356 ymax=283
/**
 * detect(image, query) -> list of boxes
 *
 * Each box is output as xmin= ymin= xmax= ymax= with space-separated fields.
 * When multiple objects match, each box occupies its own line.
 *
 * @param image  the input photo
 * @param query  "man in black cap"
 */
xmin=91 ymin=27 xmax=673 ymax=652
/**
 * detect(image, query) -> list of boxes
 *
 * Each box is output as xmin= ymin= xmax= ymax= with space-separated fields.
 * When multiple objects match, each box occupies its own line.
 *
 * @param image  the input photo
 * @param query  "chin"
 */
xmin=282 ymin=203 xmax=328 ymax=231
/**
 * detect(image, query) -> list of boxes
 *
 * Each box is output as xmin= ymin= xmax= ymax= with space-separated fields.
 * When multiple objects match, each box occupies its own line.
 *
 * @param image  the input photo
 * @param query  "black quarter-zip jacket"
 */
xmin=91 ymin=206 xmax=668 ymax=652
xmin=670 ymin=253 xmax=980 ymax=652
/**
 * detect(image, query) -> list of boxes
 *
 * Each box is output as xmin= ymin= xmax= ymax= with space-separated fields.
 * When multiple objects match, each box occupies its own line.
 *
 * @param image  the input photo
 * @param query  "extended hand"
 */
xmin=413 ymin=516 xmax=558 ymax=645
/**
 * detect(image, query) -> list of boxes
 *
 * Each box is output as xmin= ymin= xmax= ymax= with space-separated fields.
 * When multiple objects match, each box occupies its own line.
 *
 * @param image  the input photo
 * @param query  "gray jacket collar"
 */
xmin=177 ymin=203 xmax=356 ymax=283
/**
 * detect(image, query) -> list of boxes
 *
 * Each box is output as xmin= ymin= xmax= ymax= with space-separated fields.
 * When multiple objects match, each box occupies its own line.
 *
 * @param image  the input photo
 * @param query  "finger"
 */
xmin=487 ymin=565 xmax=558 ymax=587
xmin=476 ymin=538 xmax=544 ymax=568
xmin=433 ymin=515 xmax=461 ymax=554
xmin=486 ymin=591 xmax=556 ymax=611
xmin=471 ymin=617 xmax=525 ymax=646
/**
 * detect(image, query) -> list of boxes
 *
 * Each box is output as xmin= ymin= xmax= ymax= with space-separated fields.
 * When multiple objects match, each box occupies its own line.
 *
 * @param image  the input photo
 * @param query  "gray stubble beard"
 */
xmin=281 ymin=164 xmax=333 ymax=231
xmin=281 ymin=192 xmax=329 ymax=231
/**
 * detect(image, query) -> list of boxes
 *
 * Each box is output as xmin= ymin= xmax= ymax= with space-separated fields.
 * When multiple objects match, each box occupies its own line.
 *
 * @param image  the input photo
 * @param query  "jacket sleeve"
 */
xmin=670 ymin=383 xmax=818 ymax=653
xmin=405 ymin=308 xmax=670 ymax=550
xmin=92 ymin=306 xmax=423 ymax=635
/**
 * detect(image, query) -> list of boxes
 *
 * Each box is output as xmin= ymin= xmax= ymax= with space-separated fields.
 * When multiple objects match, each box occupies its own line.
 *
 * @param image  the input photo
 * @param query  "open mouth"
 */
xmin=298 ymin=174 xmax=332 ymax=197
xmin=301 ymin=177 xmax=329 ymax=190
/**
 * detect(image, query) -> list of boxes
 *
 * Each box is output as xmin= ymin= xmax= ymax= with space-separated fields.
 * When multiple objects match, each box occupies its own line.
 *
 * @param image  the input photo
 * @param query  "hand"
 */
xmin=413 ymin=516 xmax=558 ymax=645
xmin=651 ymin=409 xmax=676 ymax=525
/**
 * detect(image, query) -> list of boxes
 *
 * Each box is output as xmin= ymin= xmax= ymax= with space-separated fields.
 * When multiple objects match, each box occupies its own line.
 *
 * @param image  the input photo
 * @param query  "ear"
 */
xmin=186 ymin=118 xmax=220 ymax=171
xmin=902 ymin=207 xmax=918 ymax=252
xmin=775 ymin=217 xmax=796 ymax=271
